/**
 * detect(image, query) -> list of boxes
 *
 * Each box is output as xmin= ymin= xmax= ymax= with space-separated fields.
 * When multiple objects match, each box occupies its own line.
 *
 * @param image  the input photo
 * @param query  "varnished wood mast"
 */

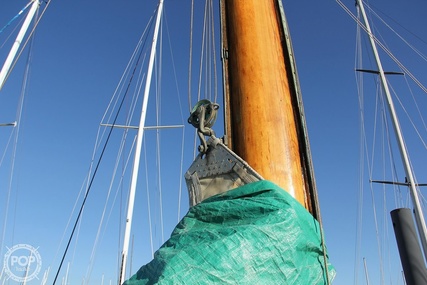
xmin=221 ymin=0 xmax=317 ymax=214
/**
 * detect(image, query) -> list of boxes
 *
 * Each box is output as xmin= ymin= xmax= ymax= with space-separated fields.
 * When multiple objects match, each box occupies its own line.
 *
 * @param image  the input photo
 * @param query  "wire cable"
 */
xmin=51 ymin=13 xmax=155 ymax=284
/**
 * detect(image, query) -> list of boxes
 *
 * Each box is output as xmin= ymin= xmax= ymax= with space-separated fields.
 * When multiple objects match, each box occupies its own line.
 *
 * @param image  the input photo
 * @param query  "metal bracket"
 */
xmin=185 ymin=136 xmax=263 ymax=206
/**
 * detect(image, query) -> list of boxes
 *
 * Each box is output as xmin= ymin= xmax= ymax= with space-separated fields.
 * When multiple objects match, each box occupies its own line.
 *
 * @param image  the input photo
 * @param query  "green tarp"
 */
xmin=124 ymin=180 xmax=335 ymax=284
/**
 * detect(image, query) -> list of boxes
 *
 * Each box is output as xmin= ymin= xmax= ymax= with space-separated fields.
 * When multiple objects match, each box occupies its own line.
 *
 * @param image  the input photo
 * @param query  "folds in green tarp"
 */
xmin=124 ymin=180 xmax=335 ymax=284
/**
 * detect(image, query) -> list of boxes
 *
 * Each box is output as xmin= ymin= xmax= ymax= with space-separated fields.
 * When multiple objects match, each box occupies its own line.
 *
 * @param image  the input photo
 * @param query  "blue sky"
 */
xmin=1 ymin=0 xmax=427 ymax=284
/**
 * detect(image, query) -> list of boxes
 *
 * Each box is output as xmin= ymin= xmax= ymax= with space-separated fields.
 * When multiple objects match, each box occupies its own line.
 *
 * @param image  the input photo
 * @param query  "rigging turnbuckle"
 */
xmin=188 ymin=99 xmax=220 ymax=153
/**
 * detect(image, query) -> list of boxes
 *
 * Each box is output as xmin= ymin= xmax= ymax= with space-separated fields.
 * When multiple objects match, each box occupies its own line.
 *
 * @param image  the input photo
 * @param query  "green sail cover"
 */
xmin=124 ymin=180 xmax=335 ymax=284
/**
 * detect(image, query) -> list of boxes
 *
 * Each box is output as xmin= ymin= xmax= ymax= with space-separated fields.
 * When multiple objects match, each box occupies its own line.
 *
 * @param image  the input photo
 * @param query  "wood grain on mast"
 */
xmin=221 ymin=0 xmax=313 ymax=213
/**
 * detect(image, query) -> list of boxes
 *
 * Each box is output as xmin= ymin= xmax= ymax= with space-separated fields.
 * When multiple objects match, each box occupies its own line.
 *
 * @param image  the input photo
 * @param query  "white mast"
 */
xmin=119 ymin=1 xmax=164 ymax=284
xmin=357 ymin=0 xmax=427 ymax=262
xmin=0 ymin=0 xmax=40 ymax=91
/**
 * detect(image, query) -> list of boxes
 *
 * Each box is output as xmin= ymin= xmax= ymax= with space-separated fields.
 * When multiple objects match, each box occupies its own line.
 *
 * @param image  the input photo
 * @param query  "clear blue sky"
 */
xmin=1 ymin=0 xmax=427 ymax=284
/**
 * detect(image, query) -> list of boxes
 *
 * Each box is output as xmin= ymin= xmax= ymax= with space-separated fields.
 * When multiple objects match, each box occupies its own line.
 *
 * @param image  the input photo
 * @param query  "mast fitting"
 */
xmin=188 ymin=99 xmax=220 ymax=153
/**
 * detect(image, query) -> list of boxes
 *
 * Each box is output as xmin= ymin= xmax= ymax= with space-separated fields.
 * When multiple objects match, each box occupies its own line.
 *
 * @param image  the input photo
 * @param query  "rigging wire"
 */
xmin=177 ymin=127 xmax=185 ymax=222
xmin=368 ymin=86 xmax=385 ymax=283
xmin=378 ymin=80 xmax=412 ymax=283
xmin=365 ymin=3 xmax=427 ymax=58
xmin=60 ymin=4 xmax=188 ymax=281
xmin=0 ymin=1 xmax=33 ymax=35
xmin=49 ymin=175 xmax=88 ymax=282
xmin=377 ymin=85 xmax=404 ymax=209
xmin=189 ymin=0 xmax=220 ymax=159
xmin=188 ymin=0 xmax=220 ymax=112
xmin=0 ymin=5 xmax=37 ymax=261
xmin=353 ymin=5 xmax=395 ymax=282
xmin=196 ymin=3 xmax=207 ymax=104
xmin=388 ymin=81 xmax=427 ymax=150
xmin=51 ymin=10 xmax=156 ymax=284
xmin=353 ymin=3 xmax=397 ymax=283
xmin=162 ymin=12 xmax=187 ymax=223
xmin=336 ymin=0 xmax=427 ymax=96
xmin=85 ymin=134 xmax=137 ymax=283
xmin=53 ymin=65 xmax=132 ymax=285
xmin=143 ymin=138 xmax=154 ymax=258
xmin=354 ymin=10 xmax=365 ymax=284
xmin=72 ymin=22 xmax=155 ymax=282
xmin=155 ymin=20 xmax=165 ymax=243
xmin=360 ymin=1 xmax=427 ymax=205
xmin=349 ymin=0 xmax=427 ymax=282
xmin=48 ymin=19 xmax=153 ymax=285
xmin=0 ymin=8 xmax=26 ymax=50
xmin=188 ymin=0 xmax=195 ymax=113
xmin=52 ymin=7 xmax=157 ymax=283
xmin=85 ymin=106 xmax=140 ymax=282
xmin=210 ymin=0 xmax=219 ymax=104
xmin=74 ymin=5 xmax=188 ymax=282
xmin=363 ymin=3 xmax=427 ymax=154
xmin=1 ymin=0 xmax=52 ymax=87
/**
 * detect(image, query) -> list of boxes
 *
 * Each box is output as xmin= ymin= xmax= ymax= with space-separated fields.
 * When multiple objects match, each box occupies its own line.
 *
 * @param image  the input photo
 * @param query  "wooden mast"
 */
xmin=221 ymin=0 xmax=315 ymax=213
